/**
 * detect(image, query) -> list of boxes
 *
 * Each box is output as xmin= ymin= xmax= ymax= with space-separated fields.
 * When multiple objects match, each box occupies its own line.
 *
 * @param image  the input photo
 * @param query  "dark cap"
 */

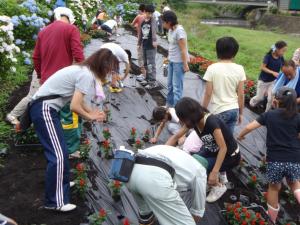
xmin=275 ymin=87 xmax=297 ymax=101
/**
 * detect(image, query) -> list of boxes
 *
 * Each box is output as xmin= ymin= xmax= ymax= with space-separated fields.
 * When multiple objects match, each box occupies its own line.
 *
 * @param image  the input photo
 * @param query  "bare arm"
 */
xmin=165 ymin=125 xmax=189 ymax=146
xmin=121 ymin=62 xmax=130 ymax=80
xmin=238 ymin=120 xmax=262 ymax=140
xmin=70 ymin=91 xmax=105 ymax=121
xmin=202 ymin=81 xmax=213 ymax=108
xmin=150 ymin=122 xmax=166 ymax=143
xmin=208 ymin=129 xmax=227 ymax=185
xmin=237 ymin=81 xmax=244 ymax=124
xmin=178 ymin=38 xmax=189 ymax=72
xmin=261 ymin=63 xmax=279 ymax=78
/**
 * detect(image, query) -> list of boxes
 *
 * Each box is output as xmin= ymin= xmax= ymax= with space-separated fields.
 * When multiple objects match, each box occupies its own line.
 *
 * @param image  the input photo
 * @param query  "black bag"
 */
xmin=18 ymin=95 xmax=61 ymax=132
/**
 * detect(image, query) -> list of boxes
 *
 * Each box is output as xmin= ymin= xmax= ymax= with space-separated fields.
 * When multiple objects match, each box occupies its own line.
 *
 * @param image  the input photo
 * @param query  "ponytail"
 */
xmin=277 ymin=89 xmax=298 ymax=119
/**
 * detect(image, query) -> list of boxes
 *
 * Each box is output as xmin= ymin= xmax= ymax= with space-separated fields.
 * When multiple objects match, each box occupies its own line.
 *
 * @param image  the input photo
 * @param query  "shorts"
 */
xmin=101 ymin=24 xmax=112 ymax=34
xmin=266 ymin=161 xmax=300 ymax=184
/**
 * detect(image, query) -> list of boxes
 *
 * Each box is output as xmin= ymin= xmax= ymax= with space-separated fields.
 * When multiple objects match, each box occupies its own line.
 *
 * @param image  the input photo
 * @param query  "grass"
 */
xmin=174 ymin=3 xmax=299 ymax=80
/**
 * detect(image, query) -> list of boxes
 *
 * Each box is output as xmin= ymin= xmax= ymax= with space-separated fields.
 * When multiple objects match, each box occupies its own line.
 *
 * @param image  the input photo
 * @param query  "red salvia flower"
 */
xmin=114 ymin=180 xmax=121 ymax=189
xmin=76 ymin=163 xmax=85 ymax=172
xmin=252 ymin=175 xmax=257 ymax=182
xmin=99 ymin=208 xmax=107 ymax=218
xmin=79 ymin=178 xmax=85 ymax=187
xmin=245 ymin=212 xmax=251 ymax=219
xmin=123 ymin=218 xmax=130 ymax=225
xmin=84 ymin=138 xmax=91 ymax=145
xmin=136 ymin=139 xmax=141 ymax=145
xmin=131 ymin=127 xmax=136 ymax=135
xmin=103 ymin=140 xmax=110 ymax=149
xmin=256 ymin=212 xmax=261 ymax=219
xmin=259 ymin=220 xmax=265 ymax=225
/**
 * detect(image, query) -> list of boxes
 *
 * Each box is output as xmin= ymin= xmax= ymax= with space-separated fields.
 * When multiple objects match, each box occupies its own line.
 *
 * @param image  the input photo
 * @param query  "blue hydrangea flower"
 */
xmin=15 ymin=39 xmax=23 ymax=45
xmin=24 ymin=58 xmax=31 ymax=65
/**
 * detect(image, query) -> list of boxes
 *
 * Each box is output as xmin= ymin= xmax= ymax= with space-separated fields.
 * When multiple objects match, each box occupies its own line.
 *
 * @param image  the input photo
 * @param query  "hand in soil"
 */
xmin=90 ymin=110 xmax=106 ymax=122
xmin=149 ymin=137 xmax=157 ymax=144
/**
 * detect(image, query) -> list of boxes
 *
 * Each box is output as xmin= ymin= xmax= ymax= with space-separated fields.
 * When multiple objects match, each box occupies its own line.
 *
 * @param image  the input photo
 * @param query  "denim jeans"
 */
xmin=167 ymin=62 xmax=185 ymax=107
xmin=216 ymin=108 xmax=239 ymax=134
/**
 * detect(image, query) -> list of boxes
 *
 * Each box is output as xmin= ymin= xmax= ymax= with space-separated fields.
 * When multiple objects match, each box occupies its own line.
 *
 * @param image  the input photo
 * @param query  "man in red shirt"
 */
xmin=6 ymin=7 xmax=84 ymax=125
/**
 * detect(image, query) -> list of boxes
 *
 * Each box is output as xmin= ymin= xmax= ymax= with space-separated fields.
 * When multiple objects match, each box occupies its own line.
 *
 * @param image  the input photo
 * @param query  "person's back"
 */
xmin=33 ymin=20 xmax=84 ymax=84
xmin=205 ymin=62 xmax=245 ymax=113
xmin=258 ymin=108 xmax=300 ymax=162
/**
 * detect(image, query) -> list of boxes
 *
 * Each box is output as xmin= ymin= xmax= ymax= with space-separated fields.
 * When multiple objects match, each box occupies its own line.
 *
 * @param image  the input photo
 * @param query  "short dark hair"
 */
xmin=79 ymin=49 xmax=119 ymax=82
xmin=145 ymin=4 xmax=155 ymax=13
xmin=139 ymin=4 xmax=145 ymax=11
xmin=216 ymin=37 xmax=239 ymax=60
xmin=175 ymin=97 xmax=209 ymax=129
xmin=267 ymin=40 xmax=287 ymax=55
xmin=161 ymin=11 xmax=178 ymax=26
xmin=152 ymin=107 xmax=168 ymax=122
xmin=282 ymin=59 xmax=296 ymax=68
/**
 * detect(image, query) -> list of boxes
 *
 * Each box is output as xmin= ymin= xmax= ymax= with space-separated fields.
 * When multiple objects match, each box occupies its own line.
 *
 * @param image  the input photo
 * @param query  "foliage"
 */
xmin=79 ymin=138 xmax=91 ymax=160
xmin=134 ymin=139 xmax=143 ymax=151
xmin=244 ymin=80 xmax=256 ymax=101
xmin=73 ymin=163 xmax=87 ymax=198
xmin=89 ymin=209 xmax=108 ymax=225
xmin=130 ymin=127 xmax=136 ymax=140
xmin=100 ymin=139 xmax=113 ymax=159
xmin=108 ymin=180 xmax=122 ymax=196
xmin=188 ymin=56 xmax=214 ymax=76
xmin=102 ymin=127 xmax=111 ymax=140
xmin=224 ymin=202 xmax=268 ymax=225
xmin=14 ymin=127 xmax=40 ymax=145
xmin=89 ymin=29 xmax=107 ymax=39
xmin=142 ymin=129 xmax=151 ymax=142
xmin=80 ymin=33 xmax=91 ymax=46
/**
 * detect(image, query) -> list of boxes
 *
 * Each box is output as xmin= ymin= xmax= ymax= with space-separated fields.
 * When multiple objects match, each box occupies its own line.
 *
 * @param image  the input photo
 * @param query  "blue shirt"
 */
xmin=259 ymin=54 xmax=284 ymax=82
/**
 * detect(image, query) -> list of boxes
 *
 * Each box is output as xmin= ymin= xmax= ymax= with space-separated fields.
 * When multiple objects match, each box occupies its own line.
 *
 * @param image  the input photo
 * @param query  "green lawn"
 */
xmin=175 ymin=4 xmax=299 ymax=80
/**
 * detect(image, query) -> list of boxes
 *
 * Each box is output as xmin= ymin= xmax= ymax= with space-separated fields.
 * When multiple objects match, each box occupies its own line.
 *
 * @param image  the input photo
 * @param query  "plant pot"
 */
xmin=142 ymin=137 xmax=149 ymax=143
xmin=112 ymin=194 xmax=121 ymax=202
xmin=127 ymin=138 xmax=135 ymax=146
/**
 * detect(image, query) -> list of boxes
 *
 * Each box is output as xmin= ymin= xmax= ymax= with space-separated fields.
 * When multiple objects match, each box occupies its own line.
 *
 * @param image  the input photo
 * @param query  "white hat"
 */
xmin=54 ymin=7 xmax=75 ymax=24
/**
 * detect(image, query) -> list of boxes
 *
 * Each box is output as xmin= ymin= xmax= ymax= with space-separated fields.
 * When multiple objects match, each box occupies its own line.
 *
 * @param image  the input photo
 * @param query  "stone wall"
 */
xmin=259 ymin=14 xmax=300 ymax=34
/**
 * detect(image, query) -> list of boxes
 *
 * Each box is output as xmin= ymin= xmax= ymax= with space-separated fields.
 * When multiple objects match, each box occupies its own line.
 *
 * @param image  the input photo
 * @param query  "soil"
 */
xmin=0 ymin=82 xmax=89 ymax=225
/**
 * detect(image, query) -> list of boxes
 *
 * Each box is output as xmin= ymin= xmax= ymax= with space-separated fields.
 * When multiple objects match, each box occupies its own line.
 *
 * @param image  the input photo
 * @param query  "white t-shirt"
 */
xmin=104 ymin=20 xmax=117 ymax=29
xmin=100 ymin=42 xmax=129 ymax=64
xmin=203 ymin=62 xmax=246 ymax=114
xmin=168 ymin=25 xmax=189 ymax=63
xmin=33 ymin=65 xmax=95 ymax=111
xmin=153 ymin=11 xmax=161 ymax=21
xmin=168 ymin=107 xmax=179 ymax=123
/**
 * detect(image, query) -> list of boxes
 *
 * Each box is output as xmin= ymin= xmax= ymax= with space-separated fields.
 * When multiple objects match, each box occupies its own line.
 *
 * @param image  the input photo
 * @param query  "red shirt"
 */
xmin=132 ymin=14 xmax=145 ymax=37
xmin=33 ymin=21 xmax=85 ymax=84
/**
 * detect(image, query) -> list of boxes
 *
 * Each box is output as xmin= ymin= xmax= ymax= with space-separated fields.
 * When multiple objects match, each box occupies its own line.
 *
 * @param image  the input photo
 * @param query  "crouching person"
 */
xmin=127 ymin=145 xmax=207 ymax=225
xmin=29 ymin=49 xmax=119 ymax=211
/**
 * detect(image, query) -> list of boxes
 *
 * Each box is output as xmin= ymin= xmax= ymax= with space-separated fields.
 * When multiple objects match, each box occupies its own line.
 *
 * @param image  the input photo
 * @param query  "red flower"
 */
xmin=136 ymin=139 xmax=141 ymax=145
xmin=245 ymin=212 xmax=251 ymax=219
xmin=103 ymin=140 xmax=110 ymax=149
xmin=236 ymin=202 xmax=241 ymax=208
xmin=259 ymin=220 xmax=265 ymax=225
xmin=76 ymin=163 xmax=85 ymax=172
xmin=84 ymin=138 xmax=90 ymax=145
xmin=99 ymin=208 xmax=107 ymax=218
xmin=234 ymin=213 xmax=240 ymax=221
xmin=242 ymin=207 xmax=247 ymax=213
xmin=123 ymin=218 xmax=130 ymax=225
xmin=103 ymin=127 xmax=110 ymax=132
xmin=251 ymin=220 xmax=256 ymax=225
xmin=256 ymin=212 xmax=261 ymax=219
xmin=131 ymin=127 xmax=136 ymax=134
xmin=79 ymin=178 xmax=85 ymax=187
xmin=114 ymin=180 xmax=121 ymax=189
xmin=263 ymin=192 xmax=268 ymax=199
xmin=242 ymin=221 xmax=247 ymax=225
xmin=252 ymin=175 xmax=257 ymax=182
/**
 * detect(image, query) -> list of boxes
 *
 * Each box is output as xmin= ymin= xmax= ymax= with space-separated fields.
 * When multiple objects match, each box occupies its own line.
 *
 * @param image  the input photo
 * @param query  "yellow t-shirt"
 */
xmin=203 ymin=62 xmax=246 ymax=114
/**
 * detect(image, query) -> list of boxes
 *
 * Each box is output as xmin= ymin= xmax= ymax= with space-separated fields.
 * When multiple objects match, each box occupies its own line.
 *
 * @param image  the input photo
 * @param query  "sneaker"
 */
xmin=69 ymin=151 xmax=81 ymax=159
xmin=145 ymin=82 xmax=159 ymax=90
xmin=109 ymin=86 xmax=122 ymax=93
xmin=70 ymin=181 xmax=75 ymax=188
xmin=140 ymin=80 xmax=148 ymax=86
xmin=44 ymin=203 xmax=77 ymax=212
xmin=219 ymin=173 xmax=228 ymax=184
xmin=6 ymin=114 xmax=19 ymax=125
xmin=136 ymin=74 xmax=145 ymax=82
xmin=206 ymin=184 xmax=227 ymax=203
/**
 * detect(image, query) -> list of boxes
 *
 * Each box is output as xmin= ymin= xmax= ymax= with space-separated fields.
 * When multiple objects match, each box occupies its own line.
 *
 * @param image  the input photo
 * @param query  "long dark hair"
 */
xmin=275 ymin=87 xmax=298 ymax=119
xmin=79 ymin=49 xmax=119 ymax=82
xmin=175 ymin=97 xmax=209 ymax=128
xmin=267 ymin=40 xmax=287 ymax=55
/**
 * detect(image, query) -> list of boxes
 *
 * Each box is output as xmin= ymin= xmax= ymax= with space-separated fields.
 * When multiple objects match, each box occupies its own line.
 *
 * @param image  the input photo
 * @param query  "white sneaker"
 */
xmin=219 ymin=173 xmax=228 ymax=184
xmin=136 ymin=74 xmax=145 ymax=82
xmin=70 ymin=181 xmax=75 ymax=188
xmin=6 ymin=114 xmax=19 ymax=125
xmin=145 ymin=82 xmax=159 ymax=90
xmin=45 ymin=203 xmax=77 ymax=212
xmin=206 ymin=184 xmax=227 ymax=203
xmin=140 ymin=80 xmax=148 ymax=86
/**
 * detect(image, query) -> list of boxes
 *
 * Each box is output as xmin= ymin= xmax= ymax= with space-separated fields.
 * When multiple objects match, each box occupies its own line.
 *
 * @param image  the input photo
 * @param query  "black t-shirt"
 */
xmin=259 ymin=54 xmax=284 ymax=82
xmin=256 ymin=109 xmax=300 ymax=163
xmin=197 ymin=115 xmax=238 ymax=158
xmin=141 ymin=19 xmax=154 ymax=50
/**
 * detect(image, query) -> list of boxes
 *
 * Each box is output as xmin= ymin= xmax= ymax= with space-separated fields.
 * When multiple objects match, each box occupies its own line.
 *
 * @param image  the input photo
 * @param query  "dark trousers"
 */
xmin=30 ymin=101 xmax=70 ymax=207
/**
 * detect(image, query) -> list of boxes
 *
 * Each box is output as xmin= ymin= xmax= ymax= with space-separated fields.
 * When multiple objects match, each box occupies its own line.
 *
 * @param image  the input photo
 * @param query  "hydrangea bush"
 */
xmin=0 ymin=16 xmax=20 ymax=78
